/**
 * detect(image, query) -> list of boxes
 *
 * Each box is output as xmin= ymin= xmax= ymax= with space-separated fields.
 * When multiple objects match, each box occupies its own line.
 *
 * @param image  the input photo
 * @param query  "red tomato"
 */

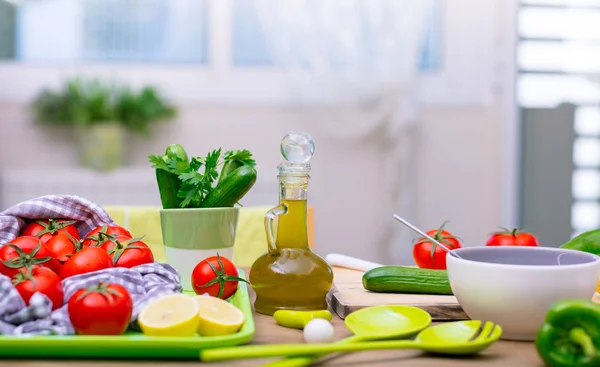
xmin=486 ymin=227 xmax=539 ymax=247
xmin=21 ymin=219 xmax=80 ymax=244
xmin=59 ymin=247 xmax=113 ymax=280
xmin=413 ymin=222 xmax=462 ymax=270
xmin=191 ymin=254 xmax=248 ymax=299
xmin=68 ymin=282 xmax=133 ymax=335
xmin=100 ymin=235 xmax=154 ymax=268
xmin=46 ymin=233 xmax=84 ymax=263
xmin=83 ymin=225 xmax=132 ymax=247
xmin=12 ymin=265 xmax=64 ymax=310
xmin=0 ymin=236 xmax=62 ymax=277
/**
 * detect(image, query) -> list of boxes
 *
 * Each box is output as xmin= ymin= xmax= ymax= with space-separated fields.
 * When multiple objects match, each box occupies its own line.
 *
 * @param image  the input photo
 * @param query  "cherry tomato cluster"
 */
xmin=413 ymin=222 xmax=539 ymax=270
xmin=1 ymin=219 xmax=152 ymax=335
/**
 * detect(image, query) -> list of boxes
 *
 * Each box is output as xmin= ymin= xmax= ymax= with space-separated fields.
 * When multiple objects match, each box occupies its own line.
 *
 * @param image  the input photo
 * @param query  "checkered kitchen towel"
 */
xmin=0 ymin=194 xmax=182 ymax=336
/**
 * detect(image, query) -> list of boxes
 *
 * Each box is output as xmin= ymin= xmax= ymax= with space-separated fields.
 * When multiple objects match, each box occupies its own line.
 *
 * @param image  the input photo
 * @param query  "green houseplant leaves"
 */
xmin=30 ymin=78 xmax=177 ymax=135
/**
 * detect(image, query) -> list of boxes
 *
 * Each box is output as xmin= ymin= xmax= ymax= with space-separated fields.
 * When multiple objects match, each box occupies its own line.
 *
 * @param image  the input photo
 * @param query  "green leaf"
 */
xmin=190 ymin=157 xmax=204 ymax=172
xmin=224 ymin=149 xmax=256 ymax=167
xmin=203 ymin=148 xmax=222 ymax=186
xmin=178 ymin=171 xmax=203 ymax=187
xmin=165 ymin=156 xmax=191 ymax=175
xmin=148 ymin=155 xmax=170 ymax=172
xmin=175 ymin=149 xmax=222 ymax=208
xmin=31 ymin=77 xmax=176 ymax=134
xmin=177 ymin=184 xmax=203 ymax=208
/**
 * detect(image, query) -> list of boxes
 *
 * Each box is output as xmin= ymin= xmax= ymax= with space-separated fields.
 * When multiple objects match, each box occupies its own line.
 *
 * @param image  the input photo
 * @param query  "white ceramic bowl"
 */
xmin=446 ymin=246 xmax=600 ymax=341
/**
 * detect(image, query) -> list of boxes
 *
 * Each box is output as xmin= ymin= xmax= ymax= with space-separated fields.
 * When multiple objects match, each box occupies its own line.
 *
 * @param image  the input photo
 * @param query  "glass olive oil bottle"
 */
xmin=249 ymin=132 xmax=334 ymax=316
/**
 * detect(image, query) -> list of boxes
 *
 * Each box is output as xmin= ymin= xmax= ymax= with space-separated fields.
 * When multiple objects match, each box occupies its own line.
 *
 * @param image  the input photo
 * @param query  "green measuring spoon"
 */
xmin=200 ymin=320 xmax=502 ymax=362
xmin=262 ymin=305 xmax=431 ymax=367
xmin=201 ymin=305 xmax=431 ymax=364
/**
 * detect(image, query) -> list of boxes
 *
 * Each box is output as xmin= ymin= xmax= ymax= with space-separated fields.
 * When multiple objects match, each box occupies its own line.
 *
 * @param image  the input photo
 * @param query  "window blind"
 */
xmin=518 ymin=0 xmax=600 ymax=236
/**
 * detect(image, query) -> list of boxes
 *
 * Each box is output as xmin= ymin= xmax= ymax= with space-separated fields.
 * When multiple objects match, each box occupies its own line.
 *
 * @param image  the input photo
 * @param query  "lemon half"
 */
xmin=138 ymin=294 xmax=200 ymax=337
xmin=193 ymin=295 xmax=245 ymax=336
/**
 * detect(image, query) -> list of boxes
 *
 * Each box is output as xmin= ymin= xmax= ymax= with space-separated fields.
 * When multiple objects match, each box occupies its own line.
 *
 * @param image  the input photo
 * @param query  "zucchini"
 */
xmin=218 ymin=149 xmax=256 ymax=185
xmin=362 ymin=266 xmax=453 ymax=295
xmin=218 ymin=160 xmax=243 ymax=185
xmin=156 ymin=144 xmax=189 ymax=209
xmin=200 ymin=165 xmax=257 ymax=208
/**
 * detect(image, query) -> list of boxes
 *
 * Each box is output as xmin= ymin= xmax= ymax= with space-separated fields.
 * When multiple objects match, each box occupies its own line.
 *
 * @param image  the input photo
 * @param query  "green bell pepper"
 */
xmin=561 ymin=229 xmax=600 ymax=256
xmin=535 ymin=299 xmax=600 ymax=367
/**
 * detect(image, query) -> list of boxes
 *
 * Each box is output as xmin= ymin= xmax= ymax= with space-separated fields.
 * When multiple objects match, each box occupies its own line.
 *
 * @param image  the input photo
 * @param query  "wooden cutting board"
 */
xmin=326 ymin=267 xmax=467 ymax=321
xmin=326 ymin=267 xmax=600 ymax=321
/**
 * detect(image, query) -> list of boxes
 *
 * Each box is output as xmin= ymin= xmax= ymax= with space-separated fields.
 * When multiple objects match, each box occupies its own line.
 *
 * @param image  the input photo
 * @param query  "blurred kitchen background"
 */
xmin=0 ymin=0 xmax=593 ymax=265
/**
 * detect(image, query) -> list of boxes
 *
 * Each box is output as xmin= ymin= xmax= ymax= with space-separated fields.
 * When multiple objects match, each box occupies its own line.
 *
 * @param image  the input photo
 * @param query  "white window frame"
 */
xmin=0 ymin=0 xmax=520 ymax=227
xmin=500 ymin=0 xmax=520 ymax=229
xmin=0 ymin=0 xmax=503 ymax=108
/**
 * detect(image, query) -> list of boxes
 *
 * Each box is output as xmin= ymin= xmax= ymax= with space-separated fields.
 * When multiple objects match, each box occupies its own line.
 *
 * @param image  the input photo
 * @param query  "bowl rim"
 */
xmin=447 ymin=246 xmax=600 ymax=270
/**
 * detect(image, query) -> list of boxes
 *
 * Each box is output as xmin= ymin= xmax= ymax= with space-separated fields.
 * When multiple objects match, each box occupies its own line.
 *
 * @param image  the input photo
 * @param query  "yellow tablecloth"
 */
xmin=102 ymin=206 xmax=314 ymax=267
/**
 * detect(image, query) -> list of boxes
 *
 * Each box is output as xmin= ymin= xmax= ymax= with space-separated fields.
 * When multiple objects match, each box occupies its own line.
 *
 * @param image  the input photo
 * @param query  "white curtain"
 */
xmin=253 ymin=0 xmax=436 ymax=264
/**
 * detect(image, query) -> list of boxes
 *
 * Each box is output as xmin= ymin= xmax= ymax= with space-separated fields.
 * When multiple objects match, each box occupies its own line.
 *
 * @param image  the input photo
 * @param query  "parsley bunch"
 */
xmin=149 ymin=148 xmax=256 ymax=208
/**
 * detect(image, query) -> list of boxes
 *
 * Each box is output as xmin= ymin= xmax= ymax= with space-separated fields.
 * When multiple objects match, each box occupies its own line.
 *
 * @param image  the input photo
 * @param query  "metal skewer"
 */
xmin=393 ymin=214 xmax=462 ymax=259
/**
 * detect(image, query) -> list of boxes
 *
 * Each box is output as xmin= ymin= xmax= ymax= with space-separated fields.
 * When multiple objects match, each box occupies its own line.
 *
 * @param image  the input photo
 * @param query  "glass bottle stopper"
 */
xmin=280 ymin=131 xmax=315 ymax=164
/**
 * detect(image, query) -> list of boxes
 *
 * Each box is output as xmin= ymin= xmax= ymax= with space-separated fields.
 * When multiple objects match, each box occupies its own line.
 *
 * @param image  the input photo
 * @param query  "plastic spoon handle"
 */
xmin=325 ymin=254 xmax=383 ymax=272
xmin=392 ymin=214 xmax=461 ymax=258
xmin=261 ymin=336 xmax=362 ymax=367
xmin=261 ymin=357 xmax=319 ymax=367
xmin=201 ymin=339 xmax=418 ymax=361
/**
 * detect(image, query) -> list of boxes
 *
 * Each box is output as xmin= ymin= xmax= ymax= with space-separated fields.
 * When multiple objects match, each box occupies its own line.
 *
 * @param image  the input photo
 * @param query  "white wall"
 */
xmin=0 ymin=101 xmax=503 ymax=265
xmin=0 ymin=0 xmax=516 ymax=265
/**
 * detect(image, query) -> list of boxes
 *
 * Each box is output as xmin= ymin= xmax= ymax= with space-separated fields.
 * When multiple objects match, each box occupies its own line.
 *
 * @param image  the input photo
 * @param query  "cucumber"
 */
xmin=156 ymin=144 xmax=189 ymax=209
xmin=362 ymin=266 xmax=453 ymax=295
xmin=200 ymin=165 xmax=257 ymax=208
xmin=218 ymin=160 xmax=243 ymax=185
xmin=165 ymin=144 xmax=189 ymax=162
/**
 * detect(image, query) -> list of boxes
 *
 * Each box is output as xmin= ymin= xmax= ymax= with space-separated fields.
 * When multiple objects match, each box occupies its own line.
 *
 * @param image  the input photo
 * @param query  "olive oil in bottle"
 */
xmin=249 ymin=132 xmax=334 ymax=316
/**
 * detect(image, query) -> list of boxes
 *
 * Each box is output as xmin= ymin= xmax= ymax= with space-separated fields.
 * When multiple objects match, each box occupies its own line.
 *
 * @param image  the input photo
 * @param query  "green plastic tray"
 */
xmin=0 ymin=269 xmax=255 ymax=360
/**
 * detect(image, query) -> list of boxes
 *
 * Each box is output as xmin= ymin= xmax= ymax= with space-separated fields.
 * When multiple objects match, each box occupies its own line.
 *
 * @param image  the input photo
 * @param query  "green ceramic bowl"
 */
xmin=160 ymin=207 xmax=239 ymax=291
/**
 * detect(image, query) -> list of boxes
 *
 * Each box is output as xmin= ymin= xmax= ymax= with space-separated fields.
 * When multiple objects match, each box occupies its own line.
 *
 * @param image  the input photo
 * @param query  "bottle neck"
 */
xmin=275 ymin=173 xmax=310 ymax=249
xmin=278 ymin=173 xmax=310 ymax=201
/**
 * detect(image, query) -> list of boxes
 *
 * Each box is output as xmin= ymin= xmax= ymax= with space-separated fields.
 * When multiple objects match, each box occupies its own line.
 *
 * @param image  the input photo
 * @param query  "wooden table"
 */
xmin=0 ymin=268 xmax=546 ymax=367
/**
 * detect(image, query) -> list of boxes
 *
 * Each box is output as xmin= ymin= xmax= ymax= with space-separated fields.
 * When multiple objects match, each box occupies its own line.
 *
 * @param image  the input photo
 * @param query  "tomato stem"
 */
xmin=64 ymin=232 xmax=85 ymax=252
xmin=104 ymin=236 xmax=147 ymax=264
xmin=2 ymin=243 xmax=51 ymax=269
xmin=76 ymin=282 xmax=122 ymax=303
xmin=435 ymin=221 xmax=449 ymax=237
xmin=33 ymin=219 xmax=77 ymax=238
xmin=11 ymin=267 xmax=38 ymax=288
xmin=489 ymin=226 xmax=521 ymax=236
xmin=85 ymin=227 xmax=118 ymax=247
xmin=197 ymin=253 xmax=249 ymax=299
xmin=415 ymin=221 xmax=458 ymax=262
xmin=511 ymin=227 xmax=519 ymax=237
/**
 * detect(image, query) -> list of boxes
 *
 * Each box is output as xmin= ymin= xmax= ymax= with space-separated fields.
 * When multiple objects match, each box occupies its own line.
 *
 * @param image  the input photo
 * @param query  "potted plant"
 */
xmin=149 ymin=144 xmax=257 ymax=291
xmin=31 ymin=78 xmax=177 ymax=171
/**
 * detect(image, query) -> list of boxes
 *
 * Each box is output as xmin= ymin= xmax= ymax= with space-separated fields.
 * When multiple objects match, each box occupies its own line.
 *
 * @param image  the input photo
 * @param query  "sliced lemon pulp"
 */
xmin=138 ymin=294 xmax=200 ymax=337
xmin=193 ymin=295 xmax=245 ymax=336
